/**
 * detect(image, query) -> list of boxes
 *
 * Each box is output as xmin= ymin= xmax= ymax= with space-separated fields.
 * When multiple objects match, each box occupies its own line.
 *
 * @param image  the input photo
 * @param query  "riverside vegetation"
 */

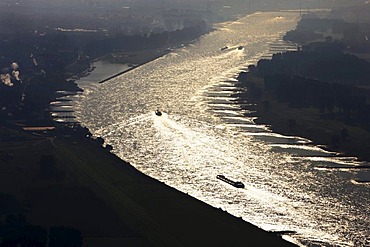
xmin=236 ymin=12 xmax=370 ymax=162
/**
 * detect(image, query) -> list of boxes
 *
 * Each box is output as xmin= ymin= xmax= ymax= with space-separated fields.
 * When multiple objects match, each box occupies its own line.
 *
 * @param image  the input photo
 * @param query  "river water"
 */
xmin=57 ymin=12 xmax=369 ymax=247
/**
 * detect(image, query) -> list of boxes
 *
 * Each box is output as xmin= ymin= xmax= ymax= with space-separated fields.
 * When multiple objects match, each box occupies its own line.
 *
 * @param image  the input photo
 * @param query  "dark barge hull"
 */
xmin=216 ymin=175 xmax=245 ymax=188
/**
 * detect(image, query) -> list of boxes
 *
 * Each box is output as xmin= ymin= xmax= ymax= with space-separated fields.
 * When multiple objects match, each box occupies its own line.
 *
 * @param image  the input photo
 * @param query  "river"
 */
xmin=54 ymin=11 xmax=370 ymax=247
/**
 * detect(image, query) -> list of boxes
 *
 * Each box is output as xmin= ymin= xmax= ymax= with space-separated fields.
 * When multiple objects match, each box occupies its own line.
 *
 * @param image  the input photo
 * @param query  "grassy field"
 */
xmin=0 ymin=127 xmax=148 ymax=246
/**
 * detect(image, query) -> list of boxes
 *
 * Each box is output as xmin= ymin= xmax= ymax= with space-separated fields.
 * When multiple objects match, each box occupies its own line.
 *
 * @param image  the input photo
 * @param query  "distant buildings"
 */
xmin=159 ymin=9 xmax=205 ymax=31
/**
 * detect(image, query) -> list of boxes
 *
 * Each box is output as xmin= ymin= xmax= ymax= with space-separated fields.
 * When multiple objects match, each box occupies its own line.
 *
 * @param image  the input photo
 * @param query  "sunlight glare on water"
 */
xmin=73 ymin=12 xmax=370 ymax=247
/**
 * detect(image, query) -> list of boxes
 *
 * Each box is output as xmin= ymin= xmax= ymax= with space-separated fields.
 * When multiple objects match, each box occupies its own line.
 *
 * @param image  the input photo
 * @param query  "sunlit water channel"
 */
xmin=53 ymin=12 xmax=369 ymax=247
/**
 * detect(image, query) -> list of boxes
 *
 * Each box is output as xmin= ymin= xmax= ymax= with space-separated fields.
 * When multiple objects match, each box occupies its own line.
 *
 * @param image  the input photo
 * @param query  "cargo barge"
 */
xmin=216 ymin=175 xmax=245 ymax=188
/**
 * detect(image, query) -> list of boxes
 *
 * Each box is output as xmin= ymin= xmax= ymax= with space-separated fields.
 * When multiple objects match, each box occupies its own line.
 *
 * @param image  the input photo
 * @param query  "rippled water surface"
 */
xmin=70 ymin=12 xmax=369 ymax=247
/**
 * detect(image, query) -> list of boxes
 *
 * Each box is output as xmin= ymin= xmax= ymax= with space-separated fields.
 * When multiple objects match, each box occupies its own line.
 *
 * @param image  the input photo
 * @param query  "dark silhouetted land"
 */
xmin=0 ymin=2 xmax=298 ymax=246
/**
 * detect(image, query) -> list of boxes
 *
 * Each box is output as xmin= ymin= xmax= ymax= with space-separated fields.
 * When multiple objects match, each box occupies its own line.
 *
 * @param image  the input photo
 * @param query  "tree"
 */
xmin=18 ymin=225 xmax=47 ymax=247
xmin=105 ymin=144 xmax=113 ymax=152
xmin=0 ymin=214 xmax=25 ymax=247
xmin=4 ymin=214 xmax=27 ymax=228
xmin=0 ymin=215 xmax=47 ymax=247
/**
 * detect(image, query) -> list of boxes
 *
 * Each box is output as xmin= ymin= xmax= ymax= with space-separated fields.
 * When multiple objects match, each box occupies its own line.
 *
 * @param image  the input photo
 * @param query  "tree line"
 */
xmin=238 ymin=41 xmax=370 ymax=128
xmin=263 ymin=73 xmax=370 ymax=125
xmin=0 ymin=214 xmax=82 ymax=247
xmin=256 ymin=47 xmax=370 ymax=85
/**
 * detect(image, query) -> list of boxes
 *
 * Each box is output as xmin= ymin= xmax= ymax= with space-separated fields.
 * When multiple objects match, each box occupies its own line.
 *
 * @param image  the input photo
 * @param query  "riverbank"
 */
xmin=0 ymin=124 xmax=297 ymax=247
xmin=236 ymin=73 xmax=370 ymax=163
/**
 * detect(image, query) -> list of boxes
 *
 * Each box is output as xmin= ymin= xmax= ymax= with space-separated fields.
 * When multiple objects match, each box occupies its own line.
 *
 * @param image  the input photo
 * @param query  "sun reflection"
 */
xmin=73 ymin=12 xmax=370 ymax=247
